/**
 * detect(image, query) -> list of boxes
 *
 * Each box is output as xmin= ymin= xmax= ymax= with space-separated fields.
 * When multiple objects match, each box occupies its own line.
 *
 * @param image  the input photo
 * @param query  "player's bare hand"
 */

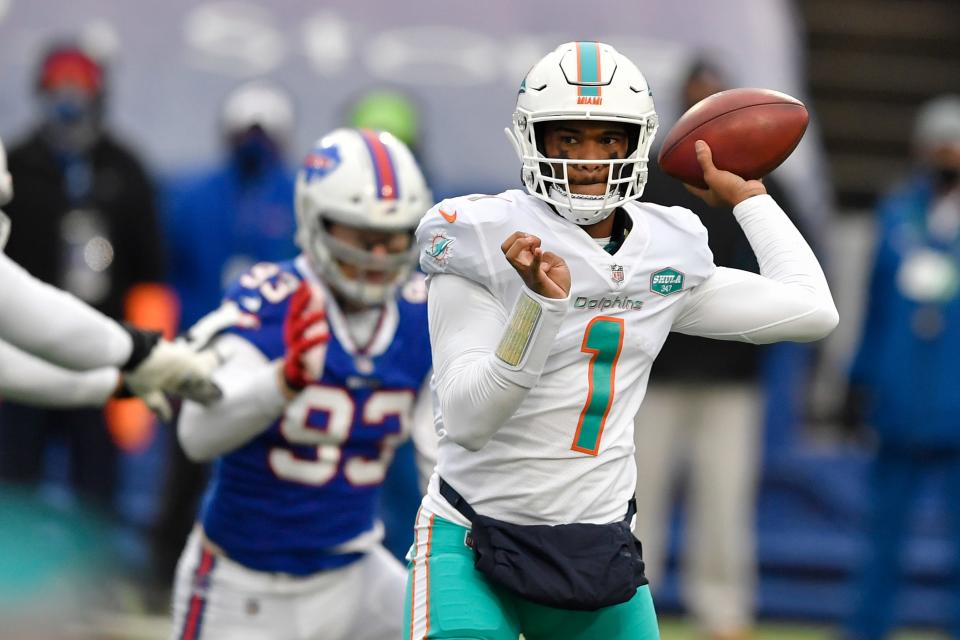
xmin=685 ymin=140 xmax=766 ymax=208
xmin=501 ymin=231 xmax=571 ymax=299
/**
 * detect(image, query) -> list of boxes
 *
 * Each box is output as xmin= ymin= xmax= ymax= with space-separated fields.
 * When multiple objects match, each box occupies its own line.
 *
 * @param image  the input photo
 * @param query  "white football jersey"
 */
xmin=417 ymin=189 xmax=715 ymax=526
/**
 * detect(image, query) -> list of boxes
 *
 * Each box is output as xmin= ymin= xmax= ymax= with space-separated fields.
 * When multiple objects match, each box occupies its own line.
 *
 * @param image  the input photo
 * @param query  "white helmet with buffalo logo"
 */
xmin=506 ymin=41 xmax=659 ymax=225
xmin=295 ymin=128 xmax=432 ymax=305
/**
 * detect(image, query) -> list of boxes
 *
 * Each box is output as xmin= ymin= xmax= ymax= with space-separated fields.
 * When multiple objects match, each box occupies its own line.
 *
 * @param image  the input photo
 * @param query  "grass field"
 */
xmin=85 ymin=614 xmax=949 ymax=639
xmin=658 ymin=618 xmax=947 ymax=640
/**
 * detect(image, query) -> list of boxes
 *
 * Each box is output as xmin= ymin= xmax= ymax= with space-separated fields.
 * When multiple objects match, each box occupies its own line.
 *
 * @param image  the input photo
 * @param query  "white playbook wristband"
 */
xmin=493 ymin=286 xmax=569 ymax=387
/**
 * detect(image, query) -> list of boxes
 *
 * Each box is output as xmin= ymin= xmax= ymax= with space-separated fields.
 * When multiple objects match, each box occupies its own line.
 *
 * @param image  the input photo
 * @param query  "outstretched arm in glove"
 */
xmin=178 ymin=282 xmax=329 ymax=461
xmin=0 ymin=251 xmax=221 ymax=418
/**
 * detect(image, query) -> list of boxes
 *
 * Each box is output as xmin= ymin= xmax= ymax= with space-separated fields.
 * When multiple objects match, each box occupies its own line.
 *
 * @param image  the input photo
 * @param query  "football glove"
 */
xmin=120 ymin=324 xmax=222 ymax=420
xmin=282 ymin=281 xmax=329 ymax=392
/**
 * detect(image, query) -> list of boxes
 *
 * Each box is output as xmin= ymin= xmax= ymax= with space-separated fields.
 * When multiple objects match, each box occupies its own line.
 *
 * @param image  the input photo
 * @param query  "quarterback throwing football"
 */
xmin=407 ymin=41 xmax=838 ymax=639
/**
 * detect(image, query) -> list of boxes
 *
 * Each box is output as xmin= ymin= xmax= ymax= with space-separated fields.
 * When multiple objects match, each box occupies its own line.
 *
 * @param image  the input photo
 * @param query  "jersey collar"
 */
xmin=294 ymin=255 xmax=400 ymax=358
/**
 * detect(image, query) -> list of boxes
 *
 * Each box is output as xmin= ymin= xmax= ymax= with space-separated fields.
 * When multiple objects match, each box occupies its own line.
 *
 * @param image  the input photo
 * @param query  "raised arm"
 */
xmin=178 ymin=282 xmax=332 ymax=462
xmin=672 ymin=194 xmax=838 ymax=343
xmin=672 ymin=141 xmax=838 ymax=343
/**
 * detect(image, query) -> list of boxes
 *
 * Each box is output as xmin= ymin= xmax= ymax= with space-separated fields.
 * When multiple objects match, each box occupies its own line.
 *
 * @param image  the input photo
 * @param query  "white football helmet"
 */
xmin=220 ymin=80 xmax=295 ymax=144
xmin=295 ymin=128 xmax=432 ymax=306
xmin=506 ymin=41 xmax=659 ymax=225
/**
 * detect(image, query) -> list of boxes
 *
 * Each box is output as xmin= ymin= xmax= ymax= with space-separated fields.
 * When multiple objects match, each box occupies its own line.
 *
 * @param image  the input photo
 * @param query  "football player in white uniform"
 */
xmin=171 ymin=129 xmax=436 ymax=640
xmin=0 ymin=136 xmax=219 ymax=418
xmin=407 ymin=41 xmax=838 ymax=639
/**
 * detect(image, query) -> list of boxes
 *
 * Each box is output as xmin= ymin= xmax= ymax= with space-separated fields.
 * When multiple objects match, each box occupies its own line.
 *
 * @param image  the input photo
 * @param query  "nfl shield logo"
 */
xmin=610 ymin=264 xmax=624 ymax=284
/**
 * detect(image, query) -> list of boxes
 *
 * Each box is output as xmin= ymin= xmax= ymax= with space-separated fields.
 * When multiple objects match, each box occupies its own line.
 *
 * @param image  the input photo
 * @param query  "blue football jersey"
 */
xmin=198 ymin=258 xmax=432 ymax=575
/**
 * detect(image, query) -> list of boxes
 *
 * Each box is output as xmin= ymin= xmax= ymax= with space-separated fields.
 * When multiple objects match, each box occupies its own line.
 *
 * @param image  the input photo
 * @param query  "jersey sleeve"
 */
xmin=671 ymin=195 xmax=838 ymax=343
xmin=416 ymin=197 xmax=509 ymax=293
xmin=0 ymin=251 xmax=133 ymax=370
xmin=178 ymin=264 xmax=302 ymax=462
xmin=426 ymin=273 xmax=543 ymax=451
xmin=213 ymin=261 xmax=303 ymax=360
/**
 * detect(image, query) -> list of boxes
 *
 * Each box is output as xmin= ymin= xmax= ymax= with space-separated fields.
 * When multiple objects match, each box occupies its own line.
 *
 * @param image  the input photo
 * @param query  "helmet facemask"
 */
xmin=513 ymin=114 xmax=658 ymax=226
xmin=300 ymin=211 xmax=417 ymax=307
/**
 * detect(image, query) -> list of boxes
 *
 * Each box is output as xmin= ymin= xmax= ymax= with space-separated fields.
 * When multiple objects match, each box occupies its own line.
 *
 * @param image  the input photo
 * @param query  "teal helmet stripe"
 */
xmin=576 ymin=41 xmax=601 ymax=97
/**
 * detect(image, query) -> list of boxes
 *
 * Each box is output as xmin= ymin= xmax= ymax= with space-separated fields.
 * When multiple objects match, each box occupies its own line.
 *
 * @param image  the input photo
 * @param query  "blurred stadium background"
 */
xmin=1 ymin=0 xmax=959 ymax=638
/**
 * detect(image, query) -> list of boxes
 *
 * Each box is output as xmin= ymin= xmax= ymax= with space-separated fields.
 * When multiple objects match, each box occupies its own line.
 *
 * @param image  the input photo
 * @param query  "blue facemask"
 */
xmin=40 ymin=90 xmax=101 ymax=153
xmin=231 ymin=128 xmax=280 ymax=178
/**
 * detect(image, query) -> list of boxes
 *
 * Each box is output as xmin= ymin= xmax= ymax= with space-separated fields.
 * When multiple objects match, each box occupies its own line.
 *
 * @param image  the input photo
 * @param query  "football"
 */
xmin=656 ymin=88 xmax=809 ymax=189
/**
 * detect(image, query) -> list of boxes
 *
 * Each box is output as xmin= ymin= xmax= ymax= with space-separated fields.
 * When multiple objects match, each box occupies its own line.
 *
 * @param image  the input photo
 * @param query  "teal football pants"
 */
xmin=404 ymin=511 xmax=660 ymax=640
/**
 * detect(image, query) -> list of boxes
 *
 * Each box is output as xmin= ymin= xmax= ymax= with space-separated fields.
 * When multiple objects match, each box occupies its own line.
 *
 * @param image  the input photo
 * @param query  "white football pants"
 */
xmin=170 ymin=528 xmax=405 ymax=640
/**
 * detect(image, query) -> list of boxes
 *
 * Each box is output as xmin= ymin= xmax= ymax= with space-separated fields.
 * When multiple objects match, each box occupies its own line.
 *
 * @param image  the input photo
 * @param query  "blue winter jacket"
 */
xmin=849 ymin=176 xmax=960 ymax=448
xmin=163 ymin=160 xmax=297 ymax=328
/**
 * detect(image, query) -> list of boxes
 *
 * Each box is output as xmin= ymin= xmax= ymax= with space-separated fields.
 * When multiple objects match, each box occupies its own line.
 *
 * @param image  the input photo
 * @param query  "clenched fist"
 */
xmin=501 ymin=232 xmax=571 ymax=299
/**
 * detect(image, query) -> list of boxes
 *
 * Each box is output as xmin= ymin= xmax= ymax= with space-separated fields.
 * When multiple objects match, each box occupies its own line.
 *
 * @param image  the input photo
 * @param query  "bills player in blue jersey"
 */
xmin=169 ymin=128 xmax=435 ymax=640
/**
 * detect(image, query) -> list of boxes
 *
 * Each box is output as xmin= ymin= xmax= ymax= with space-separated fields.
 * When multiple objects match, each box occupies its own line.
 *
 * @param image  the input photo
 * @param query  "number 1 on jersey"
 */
xmin=571 ymin=316 xmax=624 ymax=455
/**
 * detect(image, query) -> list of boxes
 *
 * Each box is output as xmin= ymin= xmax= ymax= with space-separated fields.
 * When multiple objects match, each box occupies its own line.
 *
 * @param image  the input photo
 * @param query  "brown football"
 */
xmin=656 ymin=88 xmax=808 ymax=189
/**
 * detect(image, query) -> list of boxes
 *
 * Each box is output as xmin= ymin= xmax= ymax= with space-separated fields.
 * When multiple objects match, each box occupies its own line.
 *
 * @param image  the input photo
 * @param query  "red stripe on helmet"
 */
xmin=359 ymin=129 xmax=399 ymax=201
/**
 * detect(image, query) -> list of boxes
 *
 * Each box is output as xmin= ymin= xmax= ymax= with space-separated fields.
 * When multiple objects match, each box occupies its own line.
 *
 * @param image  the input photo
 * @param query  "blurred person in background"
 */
xmin=164 ymin=80 xmax=298 ymax=329
xmin=634 ymin=58 xmax=809 ymax=640
xmin=346 ymin=87 xmax=435 ymax=561
xmin=347 ymin=89 xmax=424 ymax=160
xmin=841 ymin=95 xmax=960 ymax=640
xmin=170 ymin=128 xmax=434 ymax=640
xmin=0 ymin=41 xmax=173 ymax=517
xmin=151 ymin=80 xmax=298 ymax=590
xmin=0 ymin=134 xmax=219 ymax=419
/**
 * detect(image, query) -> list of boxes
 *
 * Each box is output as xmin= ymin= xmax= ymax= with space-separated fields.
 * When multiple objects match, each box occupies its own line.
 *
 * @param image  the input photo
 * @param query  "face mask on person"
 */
xmin=230 ymin=127 xmax=280 ymax=179
xmin=40 ymin=88 xmax=102 ymax=154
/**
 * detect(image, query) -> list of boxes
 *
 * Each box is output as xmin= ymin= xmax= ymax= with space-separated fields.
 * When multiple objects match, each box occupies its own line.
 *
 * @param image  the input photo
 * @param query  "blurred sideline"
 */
xmin=70 ymin=614 xmax=946 ymax=640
